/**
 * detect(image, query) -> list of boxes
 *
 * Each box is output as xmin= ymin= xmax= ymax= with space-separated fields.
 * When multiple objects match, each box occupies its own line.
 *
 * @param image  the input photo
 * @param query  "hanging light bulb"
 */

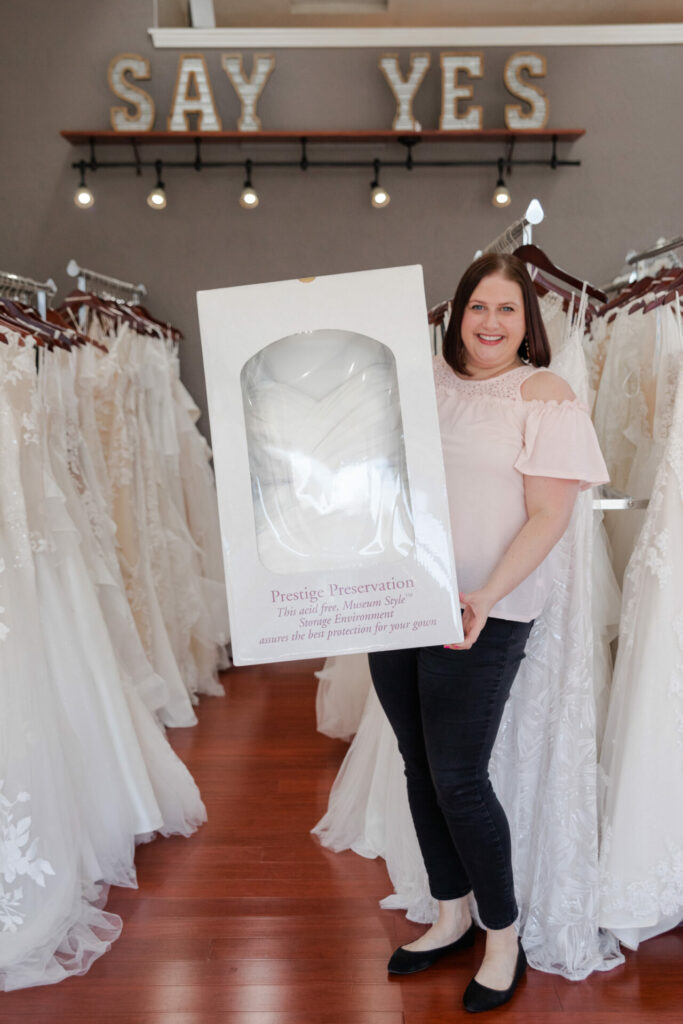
xmin=239 ymin=159 xmax=259 ymax=209
xmin=147 ymin=160 xmax=167 ymax=210
xmin=73 ymin=161 xmax=94 ymax=209
xmin=492 ymin=158 xmax=511 ymax=208
xmin=492 ymin=182 xmax=511 ymax=207
xmin=370 ymin=159 xmax=390 ymax=208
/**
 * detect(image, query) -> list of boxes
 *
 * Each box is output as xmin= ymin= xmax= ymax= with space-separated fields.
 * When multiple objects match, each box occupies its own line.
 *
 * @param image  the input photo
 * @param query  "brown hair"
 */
xmin=442 ymin=253 xmax=551 ymax=376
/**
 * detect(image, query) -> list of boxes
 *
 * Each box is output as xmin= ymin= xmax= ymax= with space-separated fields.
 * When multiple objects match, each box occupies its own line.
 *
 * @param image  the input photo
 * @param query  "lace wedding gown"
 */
xmin=0 ymin=336 xmax=121 ymax=990
xmin=88 ymin=323 xmax=228 ymax=722
xmin=598 ymin=326 xmax=683 ymax=948
xmin=314 ymin=296 xmax=623 ymax=979
xmin=1 ymin=321 xmax=222 ymax=988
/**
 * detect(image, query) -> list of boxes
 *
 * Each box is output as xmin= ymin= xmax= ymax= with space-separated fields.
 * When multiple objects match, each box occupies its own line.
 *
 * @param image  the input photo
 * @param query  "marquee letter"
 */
xmin=109 ymin=54 xmax=155 ymax=132
xmin=168 ymin=54 xmax=222 ymax=132
xmin=379 ymin=53 xmax=430 ymax=131
xmin=440 ymin=53 xmax=483 ymax=131
xmin=504 ymin=52 xmax=549 ymax=130
xmin=221 ymin=53 xmax=275 ymax=132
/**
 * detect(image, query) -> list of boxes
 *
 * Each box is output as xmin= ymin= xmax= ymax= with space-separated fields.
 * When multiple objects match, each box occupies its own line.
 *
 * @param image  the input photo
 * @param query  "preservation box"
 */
xmin=197 ymin=265 xmax=462 ymax=663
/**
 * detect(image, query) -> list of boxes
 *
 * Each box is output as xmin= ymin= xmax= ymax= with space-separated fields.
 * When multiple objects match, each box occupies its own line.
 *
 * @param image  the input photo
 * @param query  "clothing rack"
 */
xmin=0 ymin=270 xmax=57 ymax=319
xmin=66 ymin=259 xmax=147 ymax=304
xmin=627 ymin=235 xmax=683 ymax=266
xmin=478 ymin=199 xmax=545 ymax=258
xmin=602 ymin=236 xmax=683 ymax=294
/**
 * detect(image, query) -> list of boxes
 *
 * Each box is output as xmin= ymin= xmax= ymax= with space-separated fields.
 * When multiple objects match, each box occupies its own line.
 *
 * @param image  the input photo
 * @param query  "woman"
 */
xmin=368 ymin=253 xmax=609 ymax=1013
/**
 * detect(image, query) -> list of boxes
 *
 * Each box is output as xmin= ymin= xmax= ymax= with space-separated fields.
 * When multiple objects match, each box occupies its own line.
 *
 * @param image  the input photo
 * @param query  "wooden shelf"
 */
xmin=61 ymin=129 xmax=585 ymax=146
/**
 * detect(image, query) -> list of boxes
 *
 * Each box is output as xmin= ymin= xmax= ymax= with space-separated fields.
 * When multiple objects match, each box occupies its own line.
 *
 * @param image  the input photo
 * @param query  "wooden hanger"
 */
xmin=643 ymin=279 xmax=683 ymax=315
xmin=132 ymin=304 xmax=183 ymax=342
xmin=514 ymin=244 xmax=608 ymax=304
xmin=0 ymin=308 xmax=33 ymax=344
xmin=428 ymin=299 xmax=451 ymax=327
xmin=45 ymin=307 xmax=107 ymax=352
xmin=0 ymin=299 xmax=71 ymax=350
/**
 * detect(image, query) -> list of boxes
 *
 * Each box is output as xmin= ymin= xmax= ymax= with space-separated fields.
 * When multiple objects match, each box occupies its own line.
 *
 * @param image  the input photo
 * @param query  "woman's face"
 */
xmin=460 ymin=272 xmax=526 ymax=374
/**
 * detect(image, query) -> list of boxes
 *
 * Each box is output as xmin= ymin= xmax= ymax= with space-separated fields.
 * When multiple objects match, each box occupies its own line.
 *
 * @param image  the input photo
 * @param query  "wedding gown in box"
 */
xmin=0 ymin=336 xmax=121 ymax=990
xmin=241 ymin=331 xmax=414 ymax=575
xmin=313 ymin=295 xmax=623 ymax=979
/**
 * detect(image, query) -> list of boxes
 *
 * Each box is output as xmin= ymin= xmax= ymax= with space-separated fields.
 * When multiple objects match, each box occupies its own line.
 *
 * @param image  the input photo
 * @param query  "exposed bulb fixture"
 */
xmin=493 ymin=183 xmax=511 ymax=207
xmin=492 ymin=158 xmax=511 ymax=208
xmin=74 ymin=162 xmax=94 ymax=209
xmin=240 ymin=160 xmax=259 ymax=209
xmin=370 ymin=159 xmax=390 ymax=208
xmin=147 ymin=160 xmax=167 ymax=210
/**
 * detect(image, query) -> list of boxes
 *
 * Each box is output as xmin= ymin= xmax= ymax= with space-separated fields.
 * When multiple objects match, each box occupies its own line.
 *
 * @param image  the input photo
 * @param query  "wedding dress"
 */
xmin=241 ymin=332 xmax=414 ymax=574
xmin=89 ymin=324 xmax=199 ymax=727
xmin=31 ymin=345 xmax=208 ymax=886
xmin=314 ymin=294 xmax=623 ymax=979
xmin=0 ymin=335 xmax=121 ymax=990
xmin=1 ymin=299 xmax=226 ymax=990
xmin=598 ymin=325 xmax=683 ymax=948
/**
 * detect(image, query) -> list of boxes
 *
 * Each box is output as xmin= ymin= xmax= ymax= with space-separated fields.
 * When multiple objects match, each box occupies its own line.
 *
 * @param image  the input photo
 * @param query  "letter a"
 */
xmin=168 ymin=54 xmax=222 ymax=131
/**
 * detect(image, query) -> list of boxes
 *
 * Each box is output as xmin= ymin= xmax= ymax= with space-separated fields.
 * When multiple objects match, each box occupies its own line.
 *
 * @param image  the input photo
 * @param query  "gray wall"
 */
xmin=2 ymin=0 xmax=681 ymax=435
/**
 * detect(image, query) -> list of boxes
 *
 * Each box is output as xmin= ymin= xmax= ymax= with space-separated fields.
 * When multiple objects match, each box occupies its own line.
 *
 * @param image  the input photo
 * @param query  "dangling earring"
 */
xmin=521 ymin=335 xmax=531 ymax=363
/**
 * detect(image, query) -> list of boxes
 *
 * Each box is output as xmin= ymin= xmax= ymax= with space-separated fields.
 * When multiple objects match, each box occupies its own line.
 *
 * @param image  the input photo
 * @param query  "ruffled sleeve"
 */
xmin=514 ymin=400 xmax=609 ymax=490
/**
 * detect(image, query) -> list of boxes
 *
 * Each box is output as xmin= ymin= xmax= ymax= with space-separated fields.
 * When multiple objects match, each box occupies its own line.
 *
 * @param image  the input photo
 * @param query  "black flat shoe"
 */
xmin=462 ymin=938 xmax=527 ymax=1013
xmin=387 ymin=922 xmax=476 ymax=975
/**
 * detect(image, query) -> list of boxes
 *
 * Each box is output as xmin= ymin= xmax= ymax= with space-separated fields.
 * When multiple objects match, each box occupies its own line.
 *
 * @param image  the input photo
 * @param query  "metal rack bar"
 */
xmin=479 ymin=200 xmax=545 ymax=256
xmin=72 ymin=155 xmax=580 ymax=171
xmin=66 ymin=259 xmax=147 ymax=302
xmin=592 ymin=485 xmax=649 ymax=511
xmin=0 ymin=270 xmax=57 ymax=318
xmin=627 ymin=235 xmax=683 ymax=265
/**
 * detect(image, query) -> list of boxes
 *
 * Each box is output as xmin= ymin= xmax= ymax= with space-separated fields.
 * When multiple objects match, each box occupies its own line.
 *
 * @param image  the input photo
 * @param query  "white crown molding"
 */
xmin=148 ymin=24 xmax=683 ymax=48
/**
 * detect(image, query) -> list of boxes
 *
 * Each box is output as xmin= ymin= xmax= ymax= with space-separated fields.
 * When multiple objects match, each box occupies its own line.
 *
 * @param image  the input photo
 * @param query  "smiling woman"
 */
xmin=444 ymin=253 xmax=551 ymax=377
xmin=367 ymin=252 xmax=608 ymax=1013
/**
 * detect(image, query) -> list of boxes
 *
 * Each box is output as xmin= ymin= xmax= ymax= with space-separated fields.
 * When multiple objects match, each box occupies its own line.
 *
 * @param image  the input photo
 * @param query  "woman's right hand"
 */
xmin=444 ymin=589 xmax=495 ymax=651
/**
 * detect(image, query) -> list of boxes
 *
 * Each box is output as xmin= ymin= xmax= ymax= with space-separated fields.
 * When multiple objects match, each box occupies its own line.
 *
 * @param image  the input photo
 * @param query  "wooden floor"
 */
xmin=3 ymin=659 xmax=681 ymax=1023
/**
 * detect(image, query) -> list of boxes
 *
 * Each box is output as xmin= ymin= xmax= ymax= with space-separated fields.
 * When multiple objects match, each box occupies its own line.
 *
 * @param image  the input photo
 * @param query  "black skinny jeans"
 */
xmin=368 ymin=616 xmax=533 ymax=930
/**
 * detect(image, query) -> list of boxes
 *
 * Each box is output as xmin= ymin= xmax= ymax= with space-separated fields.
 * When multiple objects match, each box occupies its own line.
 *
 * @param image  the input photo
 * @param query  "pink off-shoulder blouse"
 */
xmin=433 ymin=356 xmax=609 ymax=623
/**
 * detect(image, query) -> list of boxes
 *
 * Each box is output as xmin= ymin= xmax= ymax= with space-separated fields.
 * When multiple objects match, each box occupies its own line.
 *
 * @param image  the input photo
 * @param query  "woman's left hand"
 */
xmin=444 ymin=589 xmax=495 ymax=651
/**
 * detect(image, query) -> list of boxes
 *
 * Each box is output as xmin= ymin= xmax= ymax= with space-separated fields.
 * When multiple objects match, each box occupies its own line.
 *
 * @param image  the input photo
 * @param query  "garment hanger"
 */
xmin=643 ymin=280 xmax=683 ymax=315
xmin=17 ymin=300 xmax=80 ymax=349
xmin=428 ymin=299 xmax=451 ymax=327
xmin=599 ymin=276 xmax=654 ymax=316
xmin=132 ymin=304 xmax=183 ymax=342
xmin=600 ymin=266 xmax=680 ymax=318
xmin=514 ymin=244 xmax=608 ymax=304
xmin=0 ymin=298 xmax=70 ymax=349
xmin=61 ymin=290 xmax=153 ymax=339
xmin=45 ymin=307 xmax=107 ymax=352
xmin=603 ymin=269 xmax=683 ymax=319
xmin=0 ymin=308 xmax=33 ymax=343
